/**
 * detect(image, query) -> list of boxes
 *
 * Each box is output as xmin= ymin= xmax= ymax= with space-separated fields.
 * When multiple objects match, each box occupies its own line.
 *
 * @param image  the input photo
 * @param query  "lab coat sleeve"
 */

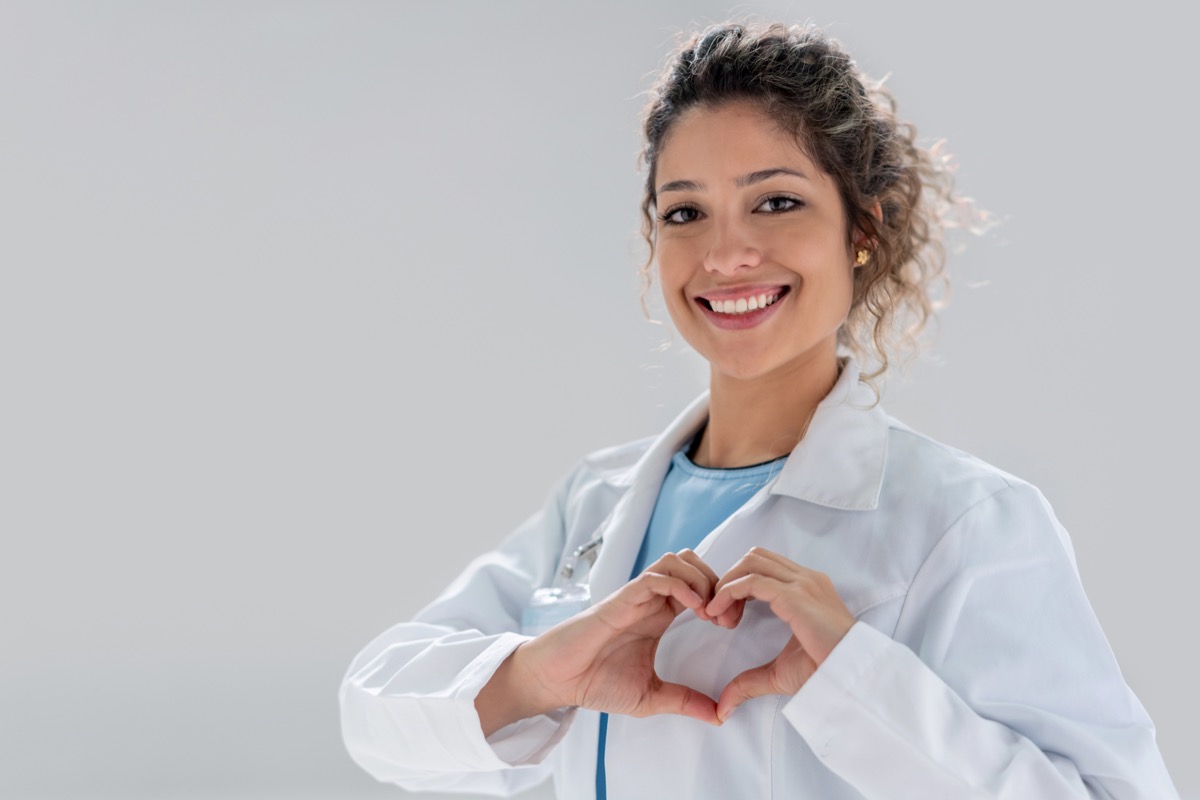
xmin=339 ymin=466 xmax=585 ymax=796
xmin=782 ymin=482 xmax=1179 ymax=800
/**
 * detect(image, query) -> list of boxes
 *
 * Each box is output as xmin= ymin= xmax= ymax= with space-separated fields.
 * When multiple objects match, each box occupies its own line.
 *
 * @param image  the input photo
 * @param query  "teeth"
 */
xmin=710 ymin=292 xmax=781 ymax=315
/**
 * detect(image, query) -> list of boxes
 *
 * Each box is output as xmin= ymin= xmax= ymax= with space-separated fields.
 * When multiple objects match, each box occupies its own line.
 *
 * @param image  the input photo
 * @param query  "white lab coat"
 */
xmin=339 ymin=359 xmax=1178 ymax=799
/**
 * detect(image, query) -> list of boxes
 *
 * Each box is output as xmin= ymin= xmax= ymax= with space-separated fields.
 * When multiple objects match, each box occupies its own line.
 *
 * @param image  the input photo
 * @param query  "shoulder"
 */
xmin=880 ymin=414 xmax=1075 ymax=567
xmin=881 ymin=414 xmax=1067 ymax=542
xmin=542 ymin=433 xmax=658 ymax=531
xmin=572 ymin=434 xmax=658 ymax=488
xmin=883 ymin=415 xmax=1019 ymax=497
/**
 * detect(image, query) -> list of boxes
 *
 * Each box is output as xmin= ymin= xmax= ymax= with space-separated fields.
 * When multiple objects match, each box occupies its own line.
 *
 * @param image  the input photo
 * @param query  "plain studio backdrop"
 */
xmin=1 ymin=2 xmax=1195 ymax=799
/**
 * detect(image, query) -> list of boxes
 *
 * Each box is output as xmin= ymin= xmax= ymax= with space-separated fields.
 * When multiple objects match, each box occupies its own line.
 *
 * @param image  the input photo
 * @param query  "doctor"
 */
xmin=339 ymin=21 xmax=1178 ymax=800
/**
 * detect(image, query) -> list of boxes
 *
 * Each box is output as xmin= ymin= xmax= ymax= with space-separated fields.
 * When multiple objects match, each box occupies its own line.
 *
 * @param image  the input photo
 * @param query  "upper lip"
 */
xmin=694 ymin=284 xmax=790 ymax=302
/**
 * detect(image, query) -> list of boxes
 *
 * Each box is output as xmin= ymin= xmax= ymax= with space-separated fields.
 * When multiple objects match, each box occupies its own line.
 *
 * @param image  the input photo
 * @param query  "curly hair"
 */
xmin=639 ymin=21 xmax=974 ymax=385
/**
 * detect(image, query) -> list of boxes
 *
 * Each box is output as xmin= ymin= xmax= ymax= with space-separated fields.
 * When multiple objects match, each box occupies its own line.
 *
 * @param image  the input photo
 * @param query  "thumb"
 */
xmin=717 ymin=661 xmax=777 ymax=723
xmin=641 ymin=680 xmax=720 ymax=726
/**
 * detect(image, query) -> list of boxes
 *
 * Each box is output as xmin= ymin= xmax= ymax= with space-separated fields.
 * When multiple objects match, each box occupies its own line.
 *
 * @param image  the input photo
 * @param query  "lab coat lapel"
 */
xmin=587 ymin=393 xmax=710 ymax=601
xmin=588 ymin=356 xmax=888 ymax=600
xmin=769 ymin=357 xmax=888 ymax=511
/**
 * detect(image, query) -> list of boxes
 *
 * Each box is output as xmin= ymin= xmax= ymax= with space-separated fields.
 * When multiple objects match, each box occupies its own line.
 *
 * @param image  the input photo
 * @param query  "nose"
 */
xmin=703 ymin=217 xmax=763 ymax=276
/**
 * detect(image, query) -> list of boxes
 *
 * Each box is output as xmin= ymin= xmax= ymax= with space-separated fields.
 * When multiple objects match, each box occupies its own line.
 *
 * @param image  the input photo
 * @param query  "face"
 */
xmin=653 ymin=100 xmax=857 ymax=384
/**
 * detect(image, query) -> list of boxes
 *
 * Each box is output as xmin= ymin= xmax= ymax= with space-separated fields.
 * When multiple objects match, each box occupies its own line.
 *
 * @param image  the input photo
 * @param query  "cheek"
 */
xmin=780 ymin=239 xmax=856 ymax=313
xmin=826 ymin=271 xmax=857 ymax=327
xmin=802 ymin=265 xmax=855 ymax=308
xmin=654 ymin=241 xmax=693 ymax=295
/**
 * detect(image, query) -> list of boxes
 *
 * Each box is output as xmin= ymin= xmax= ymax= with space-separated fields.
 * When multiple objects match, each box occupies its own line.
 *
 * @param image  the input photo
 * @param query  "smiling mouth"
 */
xmin=699 ymin=286 xmax=790 ymax=315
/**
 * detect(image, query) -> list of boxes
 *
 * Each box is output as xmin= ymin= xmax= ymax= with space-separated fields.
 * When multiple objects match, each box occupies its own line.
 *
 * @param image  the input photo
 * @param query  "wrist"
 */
xmin=507 ymin=639 xmax=575 ymax=714
xmin=475 ymin=641 xmax=569 ymax=737
xmin=811 ymin=616 xmax=858 ymax=666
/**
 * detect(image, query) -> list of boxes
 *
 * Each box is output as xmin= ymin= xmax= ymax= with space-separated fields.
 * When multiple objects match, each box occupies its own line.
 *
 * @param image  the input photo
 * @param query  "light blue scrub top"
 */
xmin=596 ymin=444 xmax=788 ymax=800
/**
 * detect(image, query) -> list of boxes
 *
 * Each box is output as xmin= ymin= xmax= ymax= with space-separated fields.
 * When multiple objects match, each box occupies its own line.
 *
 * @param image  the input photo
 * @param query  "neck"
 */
xmin=692 ymin=350 xmax=842 ymax=469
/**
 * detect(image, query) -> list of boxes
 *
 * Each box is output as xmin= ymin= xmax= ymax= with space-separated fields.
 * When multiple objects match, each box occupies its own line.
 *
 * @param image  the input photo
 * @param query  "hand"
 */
xmin=478 ymin=549 xmax=722 ymax=734
xmin=705 ymin=547 xmax=856 ymax=722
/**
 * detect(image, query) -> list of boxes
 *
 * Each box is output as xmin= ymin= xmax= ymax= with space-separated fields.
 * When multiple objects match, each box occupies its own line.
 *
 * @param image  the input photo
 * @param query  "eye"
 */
xmin=755 ymin=195 xmax=804 ymax=214
xmin=657 ymin=205 xmax=702 ymax=226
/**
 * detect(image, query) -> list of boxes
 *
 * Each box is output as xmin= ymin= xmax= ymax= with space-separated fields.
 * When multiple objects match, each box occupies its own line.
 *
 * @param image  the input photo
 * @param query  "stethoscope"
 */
xmin=519 ymin=535 xmax=604 ymax=636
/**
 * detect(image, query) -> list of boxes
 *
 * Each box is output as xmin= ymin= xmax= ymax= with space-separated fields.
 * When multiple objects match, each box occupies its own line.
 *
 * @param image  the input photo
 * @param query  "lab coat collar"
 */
xmin=602 ymin=356 xmax=888 ymax=510
xmin=587 ymin=394 xmax=710 ymax=601
xmin=589 ymin=357 xmax=888 ymax=599
xmin=771 ymin=356 xmax=888 ymax=512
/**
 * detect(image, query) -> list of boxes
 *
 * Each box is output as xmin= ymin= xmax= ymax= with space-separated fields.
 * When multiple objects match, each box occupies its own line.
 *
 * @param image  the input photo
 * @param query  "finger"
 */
xmin=675 ymin=548 xmax=721 ymax=587
xmin=714 ymin=565 xmax=847 ymax=629
xmin=707 ymin=585 xmax=745 ymax=629
xmin=746 ymin=552 xmax=836 ymax=595
xmin=674 ymin=548 xmax=722 ymax=617
xmin=710 ymin=573 xmax=856 ymax=664
xmin=645 ymin=551 xmax=717 ymax=619
xmin=741 ymin=546 xmax=806 ymax=573
xmin=706 ymin=574 xmax=787 ymax=618
xmin=712 ymin=548 xmax=800 ymax=595
xmin=714 ymin=599 xmax=744 ymax=630
xmin=709 ymin=551 xmax=836 ymax=618
xmin=641 ymin=681 xmax=720 ymax=726
xmin=711 ymin=552 xmax=777 ymax=601
xmin=627 ymin=572 xmax=705 ymax=615
xmin=716 ymin=661 xmax=779 ymax=723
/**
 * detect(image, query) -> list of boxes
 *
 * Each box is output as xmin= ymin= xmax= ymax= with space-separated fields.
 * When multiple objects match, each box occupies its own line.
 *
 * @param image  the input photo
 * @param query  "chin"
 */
xmin=707 ymin=356 xmax=783 ymax=384
xmin=705 ymin=340 xmax=839 ymax=386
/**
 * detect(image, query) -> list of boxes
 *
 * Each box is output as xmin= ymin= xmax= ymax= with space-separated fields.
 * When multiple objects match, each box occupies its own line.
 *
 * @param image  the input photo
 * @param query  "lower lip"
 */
xmin=697 ymin=291 xmax=789 ymax=330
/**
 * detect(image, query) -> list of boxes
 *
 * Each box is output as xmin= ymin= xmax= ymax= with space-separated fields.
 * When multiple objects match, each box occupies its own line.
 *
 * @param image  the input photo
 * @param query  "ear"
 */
xmin=854 ymin=201 xmax=883 ymax=248
xmin=852 ymin=201 xmax=884 ymax=266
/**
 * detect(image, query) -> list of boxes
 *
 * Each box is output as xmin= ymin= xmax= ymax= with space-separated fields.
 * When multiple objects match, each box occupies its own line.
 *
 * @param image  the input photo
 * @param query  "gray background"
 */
xmin=1 ymin=1 xmax=1194 ymax=798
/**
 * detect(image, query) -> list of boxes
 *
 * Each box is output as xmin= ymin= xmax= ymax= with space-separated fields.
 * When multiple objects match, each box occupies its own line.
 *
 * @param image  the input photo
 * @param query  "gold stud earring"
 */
xmin=855 ymin=249 xmax=870 ymax=266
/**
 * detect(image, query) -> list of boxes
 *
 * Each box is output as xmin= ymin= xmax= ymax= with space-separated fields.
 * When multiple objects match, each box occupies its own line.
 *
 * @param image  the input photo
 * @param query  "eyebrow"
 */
xmin=656 ymin=167 xmax=809 ymax=195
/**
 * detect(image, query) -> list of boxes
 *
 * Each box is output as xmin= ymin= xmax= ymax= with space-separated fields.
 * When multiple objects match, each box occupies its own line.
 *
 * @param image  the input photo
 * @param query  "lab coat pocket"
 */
xmin=841 ymin=580 xmax=908 ymax=636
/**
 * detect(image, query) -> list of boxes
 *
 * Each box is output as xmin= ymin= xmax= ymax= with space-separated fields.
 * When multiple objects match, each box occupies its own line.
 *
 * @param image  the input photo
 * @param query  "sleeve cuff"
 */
xmin=780 ymin=622 xmax=1035 ymax=798
xmin=455 ymin=632 xmax=577 ymax=767
xmin=782 ymin=621 xmax=893 ymax=759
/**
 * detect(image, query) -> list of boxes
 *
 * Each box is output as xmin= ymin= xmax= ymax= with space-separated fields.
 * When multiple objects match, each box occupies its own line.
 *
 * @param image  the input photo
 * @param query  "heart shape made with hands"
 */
xmin=665 ymin=546 xmax=856 ymax=724
xmin=524 ymin=546 xmax=858 ymax=727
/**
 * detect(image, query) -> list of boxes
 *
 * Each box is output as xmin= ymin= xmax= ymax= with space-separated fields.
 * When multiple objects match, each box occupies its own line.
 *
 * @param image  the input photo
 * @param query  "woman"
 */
xmin=339 ymin=22 xmax=1178 ymax=800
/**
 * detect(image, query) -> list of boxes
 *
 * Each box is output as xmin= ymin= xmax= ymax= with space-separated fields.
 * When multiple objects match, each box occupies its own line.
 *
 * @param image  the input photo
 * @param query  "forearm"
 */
xmin=475 ymin=641 xmax=572 ymax=737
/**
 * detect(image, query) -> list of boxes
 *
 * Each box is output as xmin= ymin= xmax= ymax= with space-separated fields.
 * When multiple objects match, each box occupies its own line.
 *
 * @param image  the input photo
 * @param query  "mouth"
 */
xmin=697 ymin=286 xmax=789 ymax=315
xmin=694 ymin=285 xmax=791 ymax=330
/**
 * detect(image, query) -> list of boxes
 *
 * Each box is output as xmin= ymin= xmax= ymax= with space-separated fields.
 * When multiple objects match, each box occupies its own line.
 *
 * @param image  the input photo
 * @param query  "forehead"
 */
xmin=655 ymin=100 xmax=830 ymax=189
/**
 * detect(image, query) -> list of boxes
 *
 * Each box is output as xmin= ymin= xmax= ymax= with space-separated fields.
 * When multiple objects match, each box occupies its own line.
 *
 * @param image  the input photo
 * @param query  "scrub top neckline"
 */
xmin=671 ymin=446 xmax=788 ymax=480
